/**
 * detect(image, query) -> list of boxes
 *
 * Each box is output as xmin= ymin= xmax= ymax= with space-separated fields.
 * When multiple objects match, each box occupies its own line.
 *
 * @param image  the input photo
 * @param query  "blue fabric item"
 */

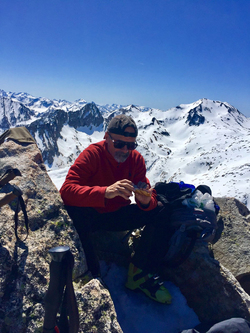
xmin=180 ymin=318 xmax=250 ymax=333
xmin=207 ymin=317 xmax=250 ymax=333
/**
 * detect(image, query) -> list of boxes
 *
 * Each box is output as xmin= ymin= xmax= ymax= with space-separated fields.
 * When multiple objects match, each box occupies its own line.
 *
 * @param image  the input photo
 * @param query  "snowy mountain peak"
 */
xmin=1 ymin=89 xmax=250 ymax=209
xmin=0 ymin=90 xmax=87 ymax=114
xmin=0 ymin=96 xmax=35 ymax=130
xmin=74 ymin=98 xmax=87 ymax=104
xmin=169 ymin=98 xmax=250 ymax=130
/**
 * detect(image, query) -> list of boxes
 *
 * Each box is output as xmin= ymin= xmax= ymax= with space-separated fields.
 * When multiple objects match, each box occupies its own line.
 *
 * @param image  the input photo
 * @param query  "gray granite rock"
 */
xmin=162 ymin=241 xmax=250 ymax=326
xmin=211 ymin=197 xmax=250 ymax=293
xmin=0 ymin=136 xmax=122 ymax=333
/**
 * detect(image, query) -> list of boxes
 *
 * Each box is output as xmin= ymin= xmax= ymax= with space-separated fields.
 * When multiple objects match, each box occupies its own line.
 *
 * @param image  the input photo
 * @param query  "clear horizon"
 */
xmin=1 ymin=0 xmax=250 ymax=116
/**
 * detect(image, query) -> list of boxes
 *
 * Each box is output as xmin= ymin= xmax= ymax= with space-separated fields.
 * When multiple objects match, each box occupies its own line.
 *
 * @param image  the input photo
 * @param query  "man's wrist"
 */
xmin=140 ymin=201 xmax=150 ymax=209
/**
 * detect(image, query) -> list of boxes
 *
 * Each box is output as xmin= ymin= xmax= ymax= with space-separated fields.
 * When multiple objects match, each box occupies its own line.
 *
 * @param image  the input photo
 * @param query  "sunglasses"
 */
xmin=108 ymin=133 xmax=138 ymax=150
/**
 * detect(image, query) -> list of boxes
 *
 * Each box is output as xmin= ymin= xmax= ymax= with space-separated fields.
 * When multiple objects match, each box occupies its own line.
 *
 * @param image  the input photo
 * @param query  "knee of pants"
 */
xmin=65 ymin=205 xmax=93 ymax=233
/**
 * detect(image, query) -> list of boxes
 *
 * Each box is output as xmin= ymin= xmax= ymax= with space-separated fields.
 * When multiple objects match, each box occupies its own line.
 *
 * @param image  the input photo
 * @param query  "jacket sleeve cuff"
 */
xmin=137 ymin=197 xmax=158 ymax=211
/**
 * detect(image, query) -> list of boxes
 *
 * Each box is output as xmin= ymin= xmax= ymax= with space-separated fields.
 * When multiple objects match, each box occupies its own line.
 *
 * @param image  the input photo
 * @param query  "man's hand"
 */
xmin=134 ymin=182 xmax=153 ymax=206
xmin=105 ymin=179 xmax=134 ymax=200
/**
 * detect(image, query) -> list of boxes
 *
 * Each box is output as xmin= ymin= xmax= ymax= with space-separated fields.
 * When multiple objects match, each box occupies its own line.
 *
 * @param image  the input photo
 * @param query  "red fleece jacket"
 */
xmin=60 ymin=140 xmax=157 ymax=213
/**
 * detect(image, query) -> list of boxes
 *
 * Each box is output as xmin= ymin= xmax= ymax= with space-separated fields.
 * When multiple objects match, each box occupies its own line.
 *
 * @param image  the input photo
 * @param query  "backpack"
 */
xmin=154 ymin=181 xmax=219 ymax=267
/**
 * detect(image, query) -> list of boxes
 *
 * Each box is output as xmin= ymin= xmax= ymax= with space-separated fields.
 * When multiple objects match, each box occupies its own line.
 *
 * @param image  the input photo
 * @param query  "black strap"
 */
xmin=43 ymin=251 xmax=79 ymax=333
xmin=0 ymin=167 xmax=29 ymax=241
xmin=164 ymin=234 xmax=197 ymax=268
xmin=0 ymin=168 xmax=21 ymax=188
xmin=58 ymin=252 xmax=79 ymax=333
xmin=14 ymin=194 xmax=29 ymax=241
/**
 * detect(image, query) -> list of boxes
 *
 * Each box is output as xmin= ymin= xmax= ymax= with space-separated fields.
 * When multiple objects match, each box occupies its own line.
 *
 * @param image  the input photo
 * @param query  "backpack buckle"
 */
xmin=200 ymin=228 xmax=215 ymax=241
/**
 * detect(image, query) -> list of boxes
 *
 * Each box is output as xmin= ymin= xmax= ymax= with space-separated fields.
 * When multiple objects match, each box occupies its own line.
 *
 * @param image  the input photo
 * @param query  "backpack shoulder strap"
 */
xmin=163 ymin=224 xmax=197 ymax=267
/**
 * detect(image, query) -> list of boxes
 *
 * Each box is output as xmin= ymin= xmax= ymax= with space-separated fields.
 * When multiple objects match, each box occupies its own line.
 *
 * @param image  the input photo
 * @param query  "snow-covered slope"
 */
xmin=0 ymin=89 xmax=87 ymax=113
xmin=1 ymin=90 xmax=250 ymax=209
xmin=138 ymin=99 xmax=250 ymax=207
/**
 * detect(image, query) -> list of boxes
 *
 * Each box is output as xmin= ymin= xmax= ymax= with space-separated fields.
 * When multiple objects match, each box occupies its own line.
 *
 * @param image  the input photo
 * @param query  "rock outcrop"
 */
xmin=162 ymin=243 xmax=250 ymax=326
xmin=211 ymin=197 xmax=250 ymax=293
xmin=161 ymin=197 xmax=250 ymax=326
xmin=1 ymin=127 xmax=250 ymax=332
xmin=94 ymin=200 xmax=250 ymax=327
xmin=0 ymin=134 xmax=122 ymax=332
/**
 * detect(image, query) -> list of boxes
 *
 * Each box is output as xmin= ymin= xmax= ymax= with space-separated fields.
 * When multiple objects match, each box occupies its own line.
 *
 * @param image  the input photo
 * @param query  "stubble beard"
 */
xmin=114 ymin=151 xmax=130 ymax=163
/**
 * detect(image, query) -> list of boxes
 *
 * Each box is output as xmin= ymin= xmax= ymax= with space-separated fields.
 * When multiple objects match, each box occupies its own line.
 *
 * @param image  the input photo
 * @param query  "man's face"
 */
xmin=105 ymin=127 xmax=137 ymax=163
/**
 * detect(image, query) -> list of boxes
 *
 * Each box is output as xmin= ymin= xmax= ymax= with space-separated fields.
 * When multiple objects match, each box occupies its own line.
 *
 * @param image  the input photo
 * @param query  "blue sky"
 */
xmin=1 ymin=0 xmax=250 ymax=116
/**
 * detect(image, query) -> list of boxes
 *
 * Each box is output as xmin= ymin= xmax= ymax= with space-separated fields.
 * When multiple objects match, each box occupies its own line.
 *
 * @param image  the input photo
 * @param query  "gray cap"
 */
xmin=107 ymin=115 xmax=138 ymax=137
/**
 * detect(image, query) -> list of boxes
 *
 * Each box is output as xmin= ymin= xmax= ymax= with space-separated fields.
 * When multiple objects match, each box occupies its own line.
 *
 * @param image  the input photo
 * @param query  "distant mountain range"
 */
xmin=1 ymin=89 xmax=250 ymax=208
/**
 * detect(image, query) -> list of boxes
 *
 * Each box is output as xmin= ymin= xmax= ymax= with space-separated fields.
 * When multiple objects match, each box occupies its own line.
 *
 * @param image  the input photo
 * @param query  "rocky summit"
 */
xmin=1 ymin=90 xmax=250 ymax=332
xmin=0 ymin=132 xmax=122 ymax=333
xmin=1 ymin=126 xmax=250 ymax=332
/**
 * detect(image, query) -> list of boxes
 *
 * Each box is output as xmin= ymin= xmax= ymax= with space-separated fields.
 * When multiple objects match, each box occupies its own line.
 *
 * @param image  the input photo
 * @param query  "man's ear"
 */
xmin=103 ymin=132 xmax=108 ymax=140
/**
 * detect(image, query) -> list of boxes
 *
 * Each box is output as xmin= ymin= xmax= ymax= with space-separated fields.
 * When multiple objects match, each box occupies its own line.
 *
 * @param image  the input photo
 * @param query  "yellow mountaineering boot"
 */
xmin=125 ymin=263 xmax=172 ymax=304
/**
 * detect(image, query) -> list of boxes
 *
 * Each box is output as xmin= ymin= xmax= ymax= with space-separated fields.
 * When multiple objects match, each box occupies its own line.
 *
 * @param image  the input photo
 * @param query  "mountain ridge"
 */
xmin=0 ymin=89 xmax=249 ymax=208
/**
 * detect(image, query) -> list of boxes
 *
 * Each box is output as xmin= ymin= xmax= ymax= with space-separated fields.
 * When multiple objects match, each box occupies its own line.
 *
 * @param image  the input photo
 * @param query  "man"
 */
xmin=60 ymin=114 xmax=172 ymax=304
